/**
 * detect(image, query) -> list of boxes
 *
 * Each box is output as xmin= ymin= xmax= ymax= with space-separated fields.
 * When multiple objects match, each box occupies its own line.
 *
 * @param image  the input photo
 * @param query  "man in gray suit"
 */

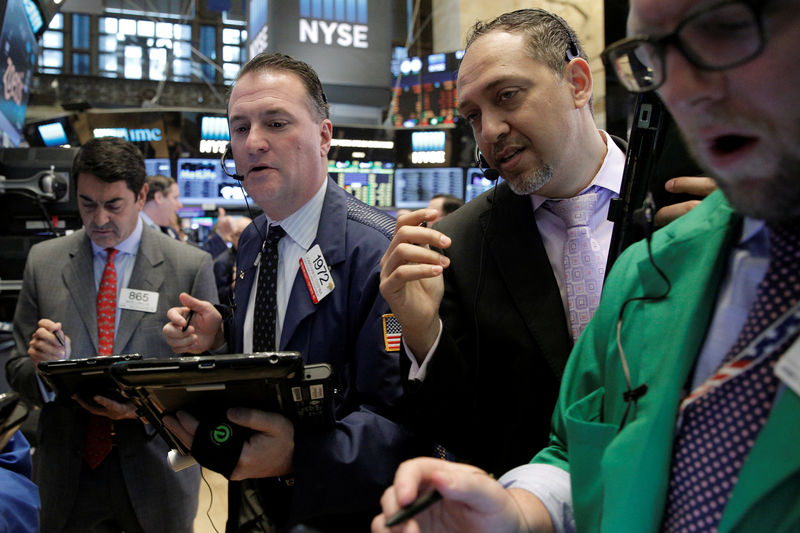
xmin=6 ymin=137 xmax=218 ymax=533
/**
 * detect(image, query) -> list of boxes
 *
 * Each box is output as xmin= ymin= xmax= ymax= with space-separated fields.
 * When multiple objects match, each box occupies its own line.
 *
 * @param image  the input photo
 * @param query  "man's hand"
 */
xmin=215 ymin=208 xmax=236 ymax=243
xmin=163 ymin=292 xmax=224 ymax=353
xmin=73 ymin=394 xmax=140 ymax=420
xmin=164 ymin=407 xmax=294 ymax=480
xmin=654 ymin=177 xmax=717 ymax=227
xmin=379 ymin=209 xmax=452 ymax=363
xmin=371 ymin=458 xmax=553 ymax=533
xmin=28 ymin=318 xmax=70 ymax=367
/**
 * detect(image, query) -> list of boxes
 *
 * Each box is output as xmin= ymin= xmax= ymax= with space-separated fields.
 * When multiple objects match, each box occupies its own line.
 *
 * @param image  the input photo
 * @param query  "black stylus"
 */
xmin=384 ymin=489 xmax=442 ymax=527
xmin=182 ymin=310 xmax=195 ymax=332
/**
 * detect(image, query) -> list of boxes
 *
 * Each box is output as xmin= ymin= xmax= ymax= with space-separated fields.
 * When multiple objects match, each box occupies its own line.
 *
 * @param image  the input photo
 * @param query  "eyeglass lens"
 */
xmin=609 ymin=1 xmax=763 ymax=92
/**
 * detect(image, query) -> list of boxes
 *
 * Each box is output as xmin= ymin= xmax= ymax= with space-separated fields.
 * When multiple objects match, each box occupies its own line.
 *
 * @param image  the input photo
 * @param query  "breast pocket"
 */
xmin=564 ymin=387 xmax=617 ymax=530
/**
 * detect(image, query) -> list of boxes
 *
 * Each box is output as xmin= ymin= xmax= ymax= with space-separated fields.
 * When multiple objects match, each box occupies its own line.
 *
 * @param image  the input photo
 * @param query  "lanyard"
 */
xmin=679 ymin=301 xmax=800 ymax=413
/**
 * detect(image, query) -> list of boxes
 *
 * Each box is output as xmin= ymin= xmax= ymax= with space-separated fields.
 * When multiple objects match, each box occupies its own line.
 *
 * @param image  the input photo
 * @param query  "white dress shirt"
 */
xmin=242 ymin=178 xmax=328 ymax=352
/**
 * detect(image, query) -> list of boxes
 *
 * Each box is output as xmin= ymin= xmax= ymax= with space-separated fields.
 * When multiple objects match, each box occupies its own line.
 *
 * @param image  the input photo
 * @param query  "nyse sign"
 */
xmin=200 ymin=140 xmax=228 ymax=154
xmin=299 ymin=19 xmax=368 ymax=48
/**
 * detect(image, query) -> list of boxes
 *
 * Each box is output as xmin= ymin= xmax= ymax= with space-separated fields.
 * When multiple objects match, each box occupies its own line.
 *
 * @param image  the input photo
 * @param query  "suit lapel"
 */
xmin=481 ymin=184 xmax=572 ymax=378
xmin=63 ymin=233 xmax=100 ymax=354
xmin=114 ymin=226 xmax=165 ymax=352
xmin=720 ymin=369 xmax=800 ymax=530
xmin=280 ymin=179 xmax=346 ymax=349
xmin=597 ymin=193 xmax=740 ymax=529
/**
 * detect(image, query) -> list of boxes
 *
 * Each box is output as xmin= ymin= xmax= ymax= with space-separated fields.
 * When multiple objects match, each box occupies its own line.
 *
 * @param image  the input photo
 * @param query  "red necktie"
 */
xmin=83 ymin=247 xmax=118 ymax=468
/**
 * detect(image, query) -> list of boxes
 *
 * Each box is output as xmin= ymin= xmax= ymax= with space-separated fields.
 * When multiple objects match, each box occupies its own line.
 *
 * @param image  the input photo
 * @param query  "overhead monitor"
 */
xmin=37 ymin=122 xmax=69 ymax=147
xmin=394 ymin=167 xmax=464 ymax=209
xmin=391 ymin=50 xmax=462 ymax=128
xmin=328 ymin=160 xmax=394 ymax=208
xmin=176 ymin=157 xmax=249 ymax=208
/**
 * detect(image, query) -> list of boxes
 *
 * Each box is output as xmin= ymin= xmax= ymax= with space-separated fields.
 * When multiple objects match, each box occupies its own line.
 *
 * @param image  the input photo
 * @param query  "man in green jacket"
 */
xmin=372 ymin=0 xmax=800 ymax=531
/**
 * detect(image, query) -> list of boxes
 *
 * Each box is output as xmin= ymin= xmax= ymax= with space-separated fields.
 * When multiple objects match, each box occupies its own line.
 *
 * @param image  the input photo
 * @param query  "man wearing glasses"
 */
xmin=372 ymin=0 xmax=800 ymax=531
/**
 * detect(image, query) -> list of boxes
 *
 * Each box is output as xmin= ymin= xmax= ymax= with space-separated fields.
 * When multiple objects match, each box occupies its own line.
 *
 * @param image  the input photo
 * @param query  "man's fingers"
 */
xmin=383 ymin=242 xmax=450 ymax=275
xmin=654 ymin=200 xmax=701 ymax=227
xmin=665 ymin=176 xmax=717 ymax=197
xmin=178 ymin=292 xmax=207 ymax=311
xmin=226 ymin=407 xmax=292 ymax=433
xmin=163 ymin=412 xmax=196 ymax=448
xmin=395 ymin=208 xmax=437 ymax=231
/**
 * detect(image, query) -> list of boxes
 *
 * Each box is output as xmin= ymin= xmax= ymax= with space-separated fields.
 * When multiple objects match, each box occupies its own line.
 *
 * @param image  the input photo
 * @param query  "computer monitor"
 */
xmin=328 ymin=161 xmax=394 ymax=208
xmin=37 ymin=122 xmax=68 ymax=147
xmin=176 ymin=157 xmax=249 ymax=207
xmin=145 ymin=158 xmax=172 ymax=177
xmin=394 ymin=167 xmax=464 ymax=209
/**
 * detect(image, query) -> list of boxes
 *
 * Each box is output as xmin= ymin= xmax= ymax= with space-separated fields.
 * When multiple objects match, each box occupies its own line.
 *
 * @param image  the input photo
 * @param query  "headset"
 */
xmin=475 ymin=145 xmax=500 ymax=182
xmin=528 ymin=8 xmax=581 ymax=62
xmin=220 ymin=143 xmax=244 ymax=180
xmin=219 ymin=142 xmax=268 ymax=243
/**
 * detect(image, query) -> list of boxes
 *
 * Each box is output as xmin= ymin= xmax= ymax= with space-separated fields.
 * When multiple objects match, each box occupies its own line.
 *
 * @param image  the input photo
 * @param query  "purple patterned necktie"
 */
xmin=662 ymin=222 xmax=800 ymax=532
xmin=253 ymin=225 xmax=285 ymax=352
xmin=546 ymin=192 xmax=605 ymax=341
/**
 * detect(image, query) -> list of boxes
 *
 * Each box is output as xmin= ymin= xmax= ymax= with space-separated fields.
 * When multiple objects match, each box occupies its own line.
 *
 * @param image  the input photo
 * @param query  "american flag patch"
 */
xmin=382 ymin=313 xmax=402 ymax=352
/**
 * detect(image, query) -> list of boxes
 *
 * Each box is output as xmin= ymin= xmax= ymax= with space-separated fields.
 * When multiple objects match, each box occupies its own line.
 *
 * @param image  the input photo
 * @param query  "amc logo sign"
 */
xmin=298 ymin=0 xmax=368 ymax=49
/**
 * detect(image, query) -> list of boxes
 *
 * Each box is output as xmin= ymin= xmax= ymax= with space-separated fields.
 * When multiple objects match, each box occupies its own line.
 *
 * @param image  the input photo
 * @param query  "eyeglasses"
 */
xmin=602 ymin=0 xmax=766 ymax=93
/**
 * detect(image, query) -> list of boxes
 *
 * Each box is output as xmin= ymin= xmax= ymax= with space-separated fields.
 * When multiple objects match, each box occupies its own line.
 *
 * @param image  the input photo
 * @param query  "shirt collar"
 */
xmin=531 ymin=130 xmax=623 ymax=211
xmin=266 ymin=178 xmax=327 ymax=250
xmin=139 ymin=211 xmax=157 ymax=228
xmin=90 ymin=215 xmax=144 ymax=258
xmin=738 ymin=217 xmax=768 ymax=256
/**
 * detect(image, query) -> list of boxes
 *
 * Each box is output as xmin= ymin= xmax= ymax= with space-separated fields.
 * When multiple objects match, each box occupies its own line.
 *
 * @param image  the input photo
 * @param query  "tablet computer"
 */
xmin=0 ymin=392 xmax=29 ymax=451
xmin=37 ymin=354 xmax=143 ymax=405
xmin=109 ymin=352 xmax=334 ymax=455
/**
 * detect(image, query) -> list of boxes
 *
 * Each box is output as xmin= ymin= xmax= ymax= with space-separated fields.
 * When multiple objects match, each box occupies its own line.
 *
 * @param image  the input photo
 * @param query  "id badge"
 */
xmin=299 ymin=244 xmax=334 ymax=304
xmin=119 ymin=289 xmax=159 ymax=313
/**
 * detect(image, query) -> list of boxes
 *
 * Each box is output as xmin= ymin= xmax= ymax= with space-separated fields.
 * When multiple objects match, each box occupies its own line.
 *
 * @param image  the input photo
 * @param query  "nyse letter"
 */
xmin=299 ymin=19 xmax=318 ymax=44
xmin=353 ymin=25 xmax=368 ymax=48
xmin=318 ymin=20 xmax=337 ymax=45
xmin=336 ymin=23 xmax=353 ymax=47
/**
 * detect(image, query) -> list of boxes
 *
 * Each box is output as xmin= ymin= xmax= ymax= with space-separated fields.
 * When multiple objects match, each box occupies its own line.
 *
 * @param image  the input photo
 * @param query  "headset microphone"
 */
xmin=476 ymin=148 xmax=500 ymax=181
xmin=220 ymin=143 xmax=244 ymax=180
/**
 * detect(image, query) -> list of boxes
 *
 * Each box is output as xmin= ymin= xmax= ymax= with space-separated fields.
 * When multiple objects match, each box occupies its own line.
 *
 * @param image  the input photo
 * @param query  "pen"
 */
xmin=385 ymin=488 xmax=441 ymax=527
xmin=384 ymin=477 xmax=512 ymax=527
xmin=54 ymin=328 xmax=65 ymax=347
xmin=182 ymin=310 xmax=195 ymax=332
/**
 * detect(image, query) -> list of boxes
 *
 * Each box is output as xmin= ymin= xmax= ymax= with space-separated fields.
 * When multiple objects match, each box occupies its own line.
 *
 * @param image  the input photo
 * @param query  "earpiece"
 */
xmin=565 ymin=40 xmax=580 ymax=62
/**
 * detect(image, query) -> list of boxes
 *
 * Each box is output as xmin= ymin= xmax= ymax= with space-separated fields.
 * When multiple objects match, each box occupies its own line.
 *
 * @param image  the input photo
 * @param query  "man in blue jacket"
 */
xmin=162 ymin=52 xmax=420 ymax=531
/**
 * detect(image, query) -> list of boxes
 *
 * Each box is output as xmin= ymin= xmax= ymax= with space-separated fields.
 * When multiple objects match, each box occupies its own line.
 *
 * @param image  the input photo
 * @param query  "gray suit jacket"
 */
xmin=6 ymin=224 xmax=218 ymax=533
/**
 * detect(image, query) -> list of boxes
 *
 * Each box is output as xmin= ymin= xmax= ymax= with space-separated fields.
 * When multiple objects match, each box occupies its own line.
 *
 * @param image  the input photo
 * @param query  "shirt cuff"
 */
xmin=405 ymin=319 xmax=443 ymax=381
xmin=498 ymin=463 xmax=574 ymax=533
